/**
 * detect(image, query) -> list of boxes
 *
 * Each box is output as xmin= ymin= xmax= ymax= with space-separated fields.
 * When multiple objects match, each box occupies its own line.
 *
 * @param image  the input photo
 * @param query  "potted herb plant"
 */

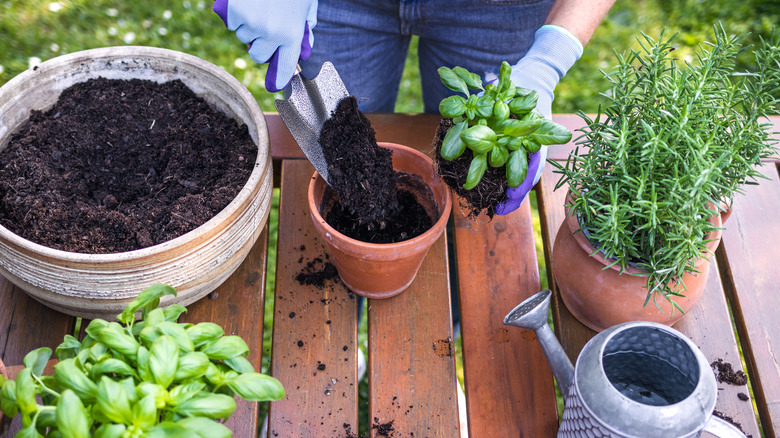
xmin=0 ymin=284 xmax=285 ymax=437
xmin=432 ymin=61 xmax=573 ymax=218
xmin=551 ymin=25 xmax=780 ymax=332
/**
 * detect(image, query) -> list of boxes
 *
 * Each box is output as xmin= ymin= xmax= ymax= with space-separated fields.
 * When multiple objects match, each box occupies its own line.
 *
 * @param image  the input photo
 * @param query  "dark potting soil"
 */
xmin=711 ymin=359 xmax=749 ymax=386
xmin=295 ymin=256 xmax=340 ymax=289
xmin=319 ymin=96 xmax=399 ymax=230
xmin=433 ymin=117 xmax=508 ymax=219
xmin=0 ymin=77 xmax=256 ymax=254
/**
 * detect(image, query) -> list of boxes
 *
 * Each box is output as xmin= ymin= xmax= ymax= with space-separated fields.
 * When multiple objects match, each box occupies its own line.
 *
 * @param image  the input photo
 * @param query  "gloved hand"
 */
xmin=213 ymin=0 xmax=318 ymax=92
xmin=495 ymin=25 xmax=582 ymax=215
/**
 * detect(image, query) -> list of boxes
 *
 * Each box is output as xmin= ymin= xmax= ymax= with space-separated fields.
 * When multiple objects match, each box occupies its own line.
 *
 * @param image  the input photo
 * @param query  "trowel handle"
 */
xmin=701 ymin=415 xmax=747 ymax=438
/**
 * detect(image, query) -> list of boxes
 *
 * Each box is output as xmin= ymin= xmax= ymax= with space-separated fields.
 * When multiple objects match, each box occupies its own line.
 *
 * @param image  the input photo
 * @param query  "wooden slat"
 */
xmin=269 ymin=159 xmax=359 ymax=438
xmin=454 ymin=200 xmax=559 ymax=438
xmin=719 ymin=163 xmax=780 ymax=438
xmin=368 ymin=233 xmax=459 ymax=437
xmin=179 ymin=228 xmax=269 ymax=437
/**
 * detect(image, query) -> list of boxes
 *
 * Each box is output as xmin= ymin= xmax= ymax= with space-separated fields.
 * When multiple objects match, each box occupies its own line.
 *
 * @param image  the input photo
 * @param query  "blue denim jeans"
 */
xmin=299 ymin=0 xmax=554 ymax=113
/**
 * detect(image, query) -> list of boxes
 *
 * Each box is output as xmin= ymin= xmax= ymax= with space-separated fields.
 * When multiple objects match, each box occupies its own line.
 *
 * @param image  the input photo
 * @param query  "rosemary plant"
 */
xmin=553 ymin=25 xmax=779 ymax=310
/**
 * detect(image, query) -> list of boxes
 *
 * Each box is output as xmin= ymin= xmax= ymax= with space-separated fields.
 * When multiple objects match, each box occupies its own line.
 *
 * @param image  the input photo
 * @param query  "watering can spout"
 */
xmin=503 ymin=290 xmax=575 ymax=395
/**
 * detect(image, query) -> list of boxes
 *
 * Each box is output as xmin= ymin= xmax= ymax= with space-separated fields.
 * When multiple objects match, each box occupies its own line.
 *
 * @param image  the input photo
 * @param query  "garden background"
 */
xmin=1 ymin=0 xmax=777 ymax=435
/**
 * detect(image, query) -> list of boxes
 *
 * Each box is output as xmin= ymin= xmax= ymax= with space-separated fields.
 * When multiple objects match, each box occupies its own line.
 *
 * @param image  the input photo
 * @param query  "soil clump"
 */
xmin=0 ymin=77 xmax=255 ymax=254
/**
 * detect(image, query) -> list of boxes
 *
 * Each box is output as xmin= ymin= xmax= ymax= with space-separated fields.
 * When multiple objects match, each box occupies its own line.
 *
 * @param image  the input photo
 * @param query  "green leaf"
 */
xmin=475 ymin=94 xmax=495 ymax=118
xmin=90 ymin=358 xmax=138 ymax=380
xmin=54 ymin=359 xmax=97 ymax=404
xmin=136 ymin=346 xmax=153 ymax=383
xmin=226 ymin=372 xmax=285 ymax=402
xmin=95 ymin=376 xmax=133 ymax=424
xmin=523 ymin=137 xmax=542 ymax=153
xmin=498 ymin=117 xmax=541 ymax=137
xmin=132 ymin=394 xmax=158 ymax=430
xmin=23 ymin=347 xmax=52 ymax=378
xmin=223 ymin=356 xmax=255 ymax=374
xmin=509 ymin=88 xmax=538 ymax=115
xmin=531 ymin=119 xmax=572 ymax=145
xmin=493 ymin=101 xmax=510 ymax=121
xmin=149 ymin=335 xmax=179 ymax=388
xmin=507 ymin=150 xmax=529 ymax=188
xmin=57 ymin=390 xmax=91 ymax=438
xmin=93 ymin=424 xmax=126 ymax=438
xmin=1 ymin=379 xmax=19 ymax=418
xmin=498 ymin=61 xmax=513 ymax=93
xmin=14 ymin=368 xmax=37 ymax=415
xmin=177 ymin=417 xmax=233 ymax=438
xmin=145 ymin=422 xmax=191 ymax=438
xmin=438 ymin=95 xmax=467 ymax=118
xmin=200 ymin=336 xmax=249 ymax=361
xmin=174 ymin=393 xmax=237 ymax=419
xmin=506 ymin=137 xmax=525 ymax=151
xmin=186 ymin=323 xmax=225 ymax=348
xmin=464 ymin=154 xmax=488 ymax=190
xmin=157 ymin=321 xmax=194 ymax=353
xmin=488 ymin=145 xmax=510 ymax=167
xmin=168 ymin=381 xmax=206 ymax=406
xmin=136 ymin=382 xmax=168 ymax=410
xmin=437 ymin=66 xmax=469 ymax=95
xmin=56 ymin=335 xmax=82 ymax=361
xmin=461 ymin=125 xmax=497 ymax=155
xmin=174 ymin=352 xmax=210 ymax=381
xmin=118 ymin=284 xmax=177 ymax=325
xmin=163 ymin=304 xmax=188 ymax=322
xmin=15 ymin=425 xmax=44 ymax=438
xmin=440 ymin=121 xmax=468 ymax=160
xmin=452 ymin=66 xmax=483 ymax=90
xmin=91 ymin=322 xmax=140 ymax=360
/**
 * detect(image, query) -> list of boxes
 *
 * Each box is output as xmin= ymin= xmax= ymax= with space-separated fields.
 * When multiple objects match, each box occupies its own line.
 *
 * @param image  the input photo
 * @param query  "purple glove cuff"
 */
xmin=494 ymin=149 xmax=542 ymax=215
xmin=213 ymin=0 xmax=228 ymax=27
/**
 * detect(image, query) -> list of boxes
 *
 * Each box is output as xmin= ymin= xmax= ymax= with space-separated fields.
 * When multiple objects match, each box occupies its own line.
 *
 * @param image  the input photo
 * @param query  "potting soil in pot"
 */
xmin=0 ymin=77 xmax=256 ymax=254
xmin=318 ymin=96 xmax=434 ymax=243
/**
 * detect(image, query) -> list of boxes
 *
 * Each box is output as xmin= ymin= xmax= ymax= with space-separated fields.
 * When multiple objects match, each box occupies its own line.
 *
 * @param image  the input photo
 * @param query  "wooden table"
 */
xmin=1 ymin=114 xmax=778 ymax=438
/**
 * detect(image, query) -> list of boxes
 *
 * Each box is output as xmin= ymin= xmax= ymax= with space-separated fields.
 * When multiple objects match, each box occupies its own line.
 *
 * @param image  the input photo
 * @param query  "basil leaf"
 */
xmin=531 ymin=119 xmax=573 ymax=145
xmin=136 ymin=382 xmax=168 ymax=410
xmin=93 ymin=424 xmax=126 ymax=438
xmin=204 ymin=363 xmax=226 ymax=388
xmin=186 ymin=323 xmax=225 ymax=348
xmin=498 ymin=61 xmax=513 ymax=93
xmin=145 ymin=422 xmax=191 ymax=438
xmin=507 ymin=137 xmax=525 ymax=151
xmin=507 ymin=150 xmax=529 ymax=188
xmin=475 ymin=94 xmax=495 ymax=118
xmin=96 ymin=376 xmax=133 ymax=424
xmin=94 ymin=323 xmax=140 ymax=360
xmin=523 ymin=137 xmax=543 ymax=153
xmin=15 ymin=369 xmax=37 ymax=415
xmin=54 ymin=359 xmax=97 ymax=404
xmin=163 ymin=304 xmax=188 ymax=322
xmin=499 ymin=117 xmax=541 ymax=137
xmin=118 ymin=284 xmax=177 ymax=325
xmin=90 ymin=358 xmax=138 ymax=380
xmin=223 ymin=355 xmax=255 ymax=374
xmin=438 ymin=95 xmax=467 ymax=118
xmin=57 ymin=390 xmax=91 ymax=438
xmin=452 ymin=66 xmax=483 ymax=91
xmin=132 ymin=394 xmax=158 ymax=430
xmin=461 ymin=125 xmax=497 ymax=155
xmin=174 ymin=352 xmax=210 ymax=381
xmin=489 ymin=145 xmax=510 ymax=168
xmin=136 ymin=346 xmax=153 ymax=383
xmin=56 ymin=335 xmax=81 ymax=361
xmin=1 ymin=379 xmax=19 ymax=418
xmin=149 ymin=335 xmax=179 ymax=388
xmin=464 ymin=154 xmax=488 ymax=190
xmin=437 ymin=66 xmax=469 ymax=95
xmin=169 ymin=381 xmax=206 ymax=406
xmin=200 ymin=336 xmax=249 ymax=360
xmin=226 ymin=372 xmax=285 ymax=402
xmin=509 ymin=88 xmax=538 ymax=115
xmin=157 ymin=321 xmax=194 ymax=353
xmin=174 ymin=393 xmax=237 ymax=419
xmin=441 ymin=121 xmax=468 ymax=160
xmin=23 ymin=347 xmax=52 ymax=378
xmin=15 ymin=425 xmax=44 ymax=438
xmin=177 ymin=417 xmax=233 ymax=438
xmin=493 ymin=101 xmax=510 ymax=121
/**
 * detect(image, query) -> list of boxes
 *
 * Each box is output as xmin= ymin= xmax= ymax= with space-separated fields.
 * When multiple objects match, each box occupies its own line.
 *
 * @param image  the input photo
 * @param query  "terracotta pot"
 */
xmin=0 ymin=47 xmax=273 ymax=319
xmin=552 ymin=192 xmax=723 ymax=332
xmin=308 ymin=142 xmax=452 ymax=299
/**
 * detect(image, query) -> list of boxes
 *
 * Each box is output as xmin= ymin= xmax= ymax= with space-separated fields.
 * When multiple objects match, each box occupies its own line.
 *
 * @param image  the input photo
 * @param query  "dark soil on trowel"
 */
xmin=0 ymin=77 xmax=255 ymax=254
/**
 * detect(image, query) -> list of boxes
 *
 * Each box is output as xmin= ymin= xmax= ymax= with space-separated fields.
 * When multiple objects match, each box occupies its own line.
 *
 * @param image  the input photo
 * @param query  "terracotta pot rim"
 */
xmin=307 ymin=142 xmax=452 ymax=255
xmin=563 ymin=190 xmax=723 ymax=274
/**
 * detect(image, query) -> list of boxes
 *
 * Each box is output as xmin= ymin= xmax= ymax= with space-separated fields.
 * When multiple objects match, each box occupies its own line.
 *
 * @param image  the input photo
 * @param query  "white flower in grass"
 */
xmin=234 ymin=58 xmax=248 ymax=69
xmin=108 ymin=27 xmax=117 ymax=36
xmin=182 ymin=32 xmax=191 ymax=40
xmin=0 ymin=65 xmax=4 ymax=75
xmin=158 ymin=27 xmax=168 ymax=36
xmin=183 ymin=1 xmax=191 ymax=9
xmin=48 ymin=2 xmax=63 ymax=12
xmin=50 ymin=43 xmax=59 ymax=52
xmin=106 ymin=8 xmax=118 ymax=17
xmin=197 ymin=1 xmax=205 ymax=10
xmin=163 ymin=10 xmax=172 ymax=20
xmin=28 ymin=57 xmax=42 ymax=69
xmin=142 ymin=20 xmax=151 ymax=28
xmin=123 ymin=32 xmax=136 ymax=44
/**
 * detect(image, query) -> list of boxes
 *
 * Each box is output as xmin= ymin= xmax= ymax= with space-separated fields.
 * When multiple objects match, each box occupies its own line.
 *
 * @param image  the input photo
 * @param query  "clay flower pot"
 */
xmin=0 ymin=47 xmax=273 ymax=319
xmin=308 ymin=143 xmax=452 ymax=299
xmin=552 ymin=191 xmax=723 ymax=332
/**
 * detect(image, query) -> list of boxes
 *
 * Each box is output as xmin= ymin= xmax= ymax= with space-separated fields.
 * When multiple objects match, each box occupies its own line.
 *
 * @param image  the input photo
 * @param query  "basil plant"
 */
xmin=438 ymin=61 xmax=572 ymax=189
xmin=0 ymin=284 xmax=284 ymax=438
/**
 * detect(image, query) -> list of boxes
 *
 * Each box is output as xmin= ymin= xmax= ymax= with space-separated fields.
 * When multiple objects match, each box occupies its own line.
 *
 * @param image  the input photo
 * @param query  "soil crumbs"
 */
xmin=433 ymin=117 xmax=507 ymax=219
xmin=711 ymin=359 xmax=748 ymax=386
xmin=296 ymin=256 xmax=339 ymax=288
xmin=0 ymin=77 xmax=256 ymax=254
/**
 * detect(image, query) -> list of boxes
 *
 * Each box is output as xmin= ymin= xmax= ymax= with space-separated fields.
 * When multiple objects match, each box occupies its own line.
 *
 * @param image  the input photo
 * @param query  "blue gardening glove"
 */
xmin=214 ymin=0 xmax=318 ymax=92
xmin=495 ymin=25 xmax=582 ymax=215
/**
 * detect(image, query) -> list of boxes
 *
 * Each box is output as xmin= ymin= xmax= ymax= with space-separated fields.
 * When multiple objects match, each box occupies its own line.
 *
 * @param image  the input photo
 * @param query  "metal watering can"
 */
xmin=503 ymin=290 xmax=746 ymax=438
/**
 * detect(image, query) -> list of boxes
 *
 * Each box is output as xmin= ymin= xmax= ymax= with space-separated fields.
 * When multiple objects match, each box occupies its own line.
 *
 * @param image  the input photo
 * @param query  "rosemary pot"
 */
xmin=308 ymin=142 xmax=452 ymax=299
xmin=551 ymin=191 xmax=723 ymax=332
xmin=0 ymin=46 xmax=273 ymax=319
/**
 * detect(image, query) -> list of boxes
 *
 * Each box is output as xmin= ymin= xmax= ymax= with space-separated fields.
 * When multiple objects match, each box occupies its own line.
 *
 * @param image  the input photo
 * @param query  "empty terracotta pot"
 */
xmin=552 ymin=191 xmax=723 ymax=332
xmin=308 ymin=143 xmax=452 ymax=299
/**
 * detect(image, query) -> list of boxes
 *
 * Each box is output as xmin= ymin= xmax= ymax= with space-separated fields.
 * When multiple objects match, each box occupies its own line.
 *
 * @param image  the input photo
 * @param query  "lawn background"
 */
xmin=1 ymin=1 xmax=777 ymax=436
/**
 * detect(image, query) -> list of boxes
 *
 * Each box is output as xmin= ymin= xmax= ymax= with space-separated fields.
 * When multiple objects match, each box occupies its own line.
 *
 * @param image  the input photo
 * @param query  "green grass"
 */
xmin=2 ymin=1 xmax=776 ymax=435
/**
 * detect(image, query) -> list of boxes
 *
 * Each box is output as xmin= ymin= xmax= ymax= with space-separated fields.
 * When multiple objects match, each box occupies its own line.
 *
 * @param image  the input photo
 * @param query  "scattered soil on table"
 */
xmin=711 ymin=359 xmax=748 ymax=385
xmin=433 ymin=117 xmax=508 ymax=220
xmin=319 ymin=96 xmax=399 ymax=230
xmin=0 ymin=77 xmax=256 ymax=254
xmin=713 ymin=410 xmax=752 ymax=437
xmin=372 ymin=418 xmax=395 ymax=437
xmin=295 ymin=255 xmax=340 ymax=288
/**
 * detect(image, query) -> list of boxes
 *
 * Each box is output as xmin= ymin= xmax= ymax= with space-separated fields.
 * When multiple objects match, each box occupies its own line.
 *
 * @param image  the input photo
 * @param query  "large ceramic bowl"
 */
xmin=0 ymin=46 xmax=272 ymax=319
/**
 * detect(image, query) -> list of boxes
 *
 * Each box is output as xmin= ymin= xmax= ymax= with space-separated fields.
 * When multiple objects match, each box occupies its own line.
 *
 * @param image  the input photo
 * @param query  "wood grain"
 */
xmin=269 ymin=160 xmax=359 ymax=438
xmin=453 ymin=200 xmax=559 ymax=437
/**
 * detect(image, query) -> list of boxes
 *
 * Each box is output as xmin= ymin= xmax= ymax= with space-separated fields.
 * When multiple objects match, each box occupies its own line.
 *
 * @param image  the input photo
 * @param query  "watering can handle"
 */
xmin=701 ymin=415 xmax=747 ymax=438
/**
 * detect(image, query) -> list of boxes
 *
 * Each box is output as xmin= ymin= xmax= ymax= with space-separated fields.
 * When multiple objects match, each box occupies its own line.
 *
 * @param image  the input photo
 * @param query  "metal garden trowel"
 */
xmin=274 ymin=62 xmax=349 ymax=184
